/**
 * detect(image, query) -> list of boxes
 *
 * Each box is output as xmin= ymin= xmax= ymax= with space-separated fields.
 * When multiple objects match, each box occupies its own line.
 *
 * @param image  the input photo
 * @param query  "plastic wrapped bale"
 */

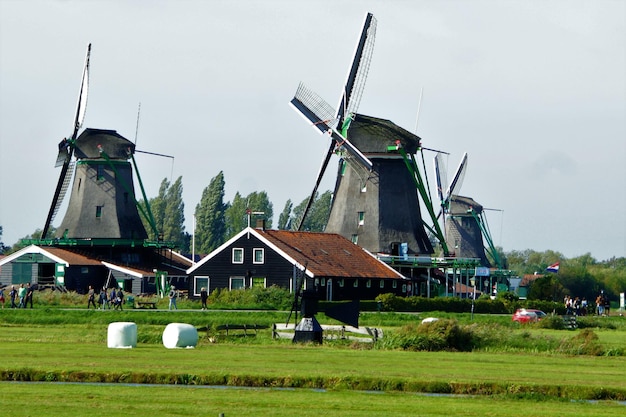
xmin=107 ymin=322 xmax=137 ymax=348
xmin=162 ymin=323 xmax=198 ymax=349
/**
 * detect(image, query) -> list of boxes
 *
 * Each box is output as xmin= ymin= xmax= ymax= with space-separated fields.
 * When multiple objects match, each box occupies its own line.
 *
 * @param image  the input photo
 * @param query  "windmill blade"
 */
xmin=434 ymin=153 xmax=448 ymax=206
xmin=328 ymin=128 xmax=373 ymax=171
xmin=447 ymin=152 xmax=468 ymax=198
xmin=72 ymin=43 xmax=91 ymax=138
xmin=290 ymin=83 xmax=373 ymax=171
xmin=290 ymin=82 xmax=338 ymax=133
xmin=297 ymin=141 xmax=334 ymax=231
xmin=42 ymin=43 xmax=91 ymax=239
xmin=337 ymin=12 xmax=377 ymax=125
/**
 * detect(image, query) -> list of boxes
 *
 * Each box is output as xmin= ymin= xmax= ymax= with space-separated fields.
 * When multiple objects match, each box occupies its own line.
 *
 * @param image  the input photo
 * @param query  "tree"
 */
xmin=162 ymin=176 xmax=186 ymax=249
xmin=290 ymin=190 xmax=332 ymax=231
xmin=195 ymin=171 xmax=227 ymax=255
xmin=224 ymin=191 xmax=274 ymax=239
xmin=278 ymin=200 xmax=293 ymax=230
xmin=0 ymin=225 xmax=6 ymax=254
xmin=139 ymin=177 xmax=186 ymax=250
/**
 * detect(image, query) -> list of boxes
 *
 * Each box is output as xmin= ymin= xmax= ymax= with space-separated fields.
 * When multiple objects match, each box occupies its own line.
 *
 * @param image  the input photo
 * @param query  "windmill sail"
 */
xmin=447 ymin=152 xmax=467 ymax=198
xmin=337 ymin=12 xmax=377 ymax=123
xmin=42 ymin=43 xmax=91 ymax=239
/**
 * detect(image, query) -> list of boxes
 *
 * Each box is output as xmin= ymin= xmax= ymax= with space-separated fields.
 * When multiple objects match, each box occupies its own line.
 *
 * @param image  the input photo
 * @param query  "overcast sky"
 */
xmin=1 ymin=0 xmax=624 ymax=261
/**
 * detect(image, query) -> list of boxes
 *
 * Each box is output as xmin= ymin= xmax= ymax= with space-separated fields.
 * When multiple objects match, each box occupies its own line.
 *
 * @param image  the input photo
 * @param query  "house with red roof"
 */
xmin=186 ymin=226 xmax=409 ymax=301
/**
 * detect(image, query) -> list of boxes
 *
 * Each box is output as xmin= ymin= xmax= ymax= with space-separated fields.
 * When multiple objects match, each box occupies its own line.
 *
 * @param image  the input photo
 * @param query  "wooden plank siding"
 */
xmin=187 ymin=227 xmax=410 ymax=301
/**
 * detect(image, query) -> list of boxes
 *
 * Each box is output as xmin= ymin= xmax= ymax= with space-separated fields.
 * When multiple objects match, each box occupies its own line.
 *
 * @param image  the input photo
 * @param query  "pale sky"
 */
xmin=1 ymin=0 xmax=624 ymax=260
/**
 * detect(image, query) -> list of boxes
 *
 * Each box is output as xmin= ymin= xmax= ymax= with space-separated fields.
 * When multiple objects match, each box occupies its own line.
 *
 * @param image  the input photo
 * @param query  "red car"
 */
xmin=512 ymin=309 xmax=546 ymax=323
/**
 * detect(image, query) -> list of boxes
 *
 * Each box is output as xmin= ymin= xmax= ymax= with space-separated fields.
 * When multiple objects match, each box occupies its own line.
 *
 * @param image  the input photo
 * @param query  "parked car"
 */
xmin=512 ymin=309 xmax=546 ymax=323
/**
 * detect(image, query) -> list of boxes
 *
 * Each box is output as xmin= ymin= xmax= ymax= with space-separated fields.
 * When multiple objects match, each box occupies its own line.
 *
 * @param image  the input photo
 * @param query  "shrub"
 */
xmin=378 ymin=319 xmax=474 ymax=352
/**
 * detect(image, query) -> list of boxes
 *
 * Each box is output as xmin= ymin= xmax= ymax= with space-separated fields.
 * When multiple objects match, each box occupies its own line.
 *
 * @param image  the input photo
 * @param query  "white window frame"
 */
xmin=358 ymin=211 xmax=365 ymax=226
xmin=366 ymin=279 xmax=371 ymax=288
xmin=230 ymin=276 xmax=245 ymax=290
xmin=380 ymin=280 xmax=385 ymax=289
xmin=253 ymin=248 xmax=264 ymax=264
xmin=194 ymin=276 xmax=209 ymax=296
xmin=232 ymin=248 xmax=244 ymax=264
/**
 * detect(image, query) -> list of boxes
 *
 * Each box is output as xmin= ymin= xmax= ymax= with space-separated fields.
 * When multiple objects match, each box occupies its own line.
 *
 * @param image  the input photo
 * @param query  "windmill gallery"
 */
xmin=0 ymin=13 xmax=511 ymax=311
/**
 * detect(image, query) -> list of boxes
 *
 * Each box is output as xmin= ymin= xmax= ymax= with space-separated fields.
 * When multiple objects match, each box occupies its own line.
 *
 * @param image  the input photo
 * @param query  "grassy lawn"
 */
xmin=1 ymin=309 xmax=625 ymax=416
xmin=2 ymin=381 xmax=625 ymax=417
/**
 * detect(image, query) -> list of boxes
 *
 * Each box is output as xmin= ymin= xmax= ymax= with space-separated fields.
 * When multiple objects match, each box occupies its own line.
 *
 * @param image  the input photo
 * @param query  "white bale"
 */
xmin=421 ymin=317 xmax=439 ymax=324
xmin=162 ymin=323 xmax=198 ymax=349
xmin=107 ymin=322 xmax=137 ymax=348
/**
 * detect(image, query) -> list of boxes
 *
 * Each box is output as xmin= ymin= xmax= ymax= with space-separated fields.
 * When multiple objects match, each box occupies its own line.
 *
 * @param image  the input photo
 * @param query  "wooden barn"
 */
xmin=0 ymin=244 xmax=191 ymax=295
xmin=186 ymin=225 xmax=409 ymax=301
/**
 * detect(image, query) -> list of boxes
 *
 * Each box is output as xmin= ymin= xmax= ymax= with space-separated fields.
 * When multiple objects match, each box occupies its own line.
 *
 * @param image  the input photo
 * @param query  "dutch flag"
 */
xmin=546 ymin=262 xmax=560 ymax=273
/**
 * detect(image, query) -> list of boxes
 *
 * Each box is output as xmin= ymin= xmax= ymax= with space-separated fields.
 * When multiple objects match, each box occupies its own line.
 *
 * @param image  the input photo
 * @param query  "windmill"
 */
xmin=434 ymin=152 xmax=502 ymax=268
xmin=41 ymin=44 xmax=159 ymax=243
xmin=290 ymin=12 xmax=444 ymax=257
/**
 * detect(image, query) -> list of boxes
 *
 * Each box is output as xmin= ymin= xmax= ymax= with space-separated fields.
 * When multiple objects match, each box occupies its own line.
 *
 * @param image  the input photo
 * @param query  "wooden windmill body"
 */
xmin=291 ymin=13 xmax=434 ymax=256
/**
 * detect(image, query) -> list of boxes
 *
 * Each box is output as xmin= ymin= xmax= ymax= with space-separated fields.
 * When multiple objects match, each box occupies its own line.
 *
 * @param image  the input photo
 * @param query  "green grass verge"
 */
xmin=1 ymin=381 xmax=625 ymax=417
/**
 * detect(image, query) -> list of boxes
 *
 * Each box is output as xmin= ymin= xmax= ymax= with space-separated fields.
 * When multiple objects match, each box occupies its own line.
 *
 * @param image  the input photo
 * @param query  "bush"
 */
xmin=208 ymin=285 xmax=292 ymax=310
xmin=378 ymin=319 xmax=474 ymax=352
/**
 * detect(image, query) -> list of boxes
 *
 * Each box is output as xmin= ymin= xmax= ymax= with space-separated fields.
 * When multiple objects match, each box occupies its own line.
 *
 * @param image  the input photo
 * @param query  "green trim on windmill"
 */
xmin=393 ymin=144 xmax=449 ymax=256
xmin=97 ymin=146 xmax=160 ymax=240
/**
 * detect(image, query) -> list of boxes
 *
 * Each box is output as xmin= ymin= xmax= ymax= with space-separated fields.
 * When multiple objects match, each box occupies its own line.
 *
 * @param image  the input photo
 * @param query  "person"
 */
xmin=9 ymin=285 xmax=17 ymax=308
xmin=24 ymin=283 xmax=34 ymax=308
xmin=604 ymin=293 xmax=611 ymax=316
xmin=109 ymin=288 xmax=118 ymax=309
xmin=0 ymin=287 xmax=5 ymax=309
xmin=200 ymin=287 xmax=208 ymax=310
xmin=581 ymin=297 xmax=588 ymax=316
xmin=596 ymin=292 xmax=605 ymax=316
xmin=99 ymin=287 xmax=108 ymax=310
xmin=18 ymin=284 xmax=26 ymax=308
xmin=116 ymin=288 xmax=124 ymax=311
xmin=87 ymin=285 xmax=97 ymax=309
xmin=168 ymin=285 xmax=178 ymax=310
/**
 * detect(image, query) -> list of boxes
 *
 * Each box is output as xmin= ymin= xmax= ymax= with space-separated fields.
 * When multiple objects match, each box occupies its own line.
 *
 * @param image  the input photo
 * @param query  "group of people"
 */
xmin=564 ymin=295 xmax=588 ymax=316
xmin=564 ymin=292 xmax=611 ymax=316
xmin=88 ymin=286 xmax=125 ymax=310
xmin=0 ymin=283 xmax=35 ymax=308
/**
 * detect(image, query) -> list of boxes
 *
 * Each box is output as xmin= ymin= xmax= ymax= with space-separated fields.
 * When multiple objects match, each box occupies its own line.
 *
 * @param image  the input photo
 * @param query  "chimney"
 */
xmin=255 ymin=218 xmax=266 ymax=230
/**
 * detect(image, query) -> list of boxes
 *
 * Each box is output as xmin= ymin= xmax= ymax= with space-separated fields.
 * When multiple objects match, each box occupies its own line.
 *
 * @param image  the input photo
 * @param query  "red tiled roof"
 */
xmin=260 ymin=230 xmax=403 ymax=279
xmin=44 ymin=247 xmax=103 ymax=266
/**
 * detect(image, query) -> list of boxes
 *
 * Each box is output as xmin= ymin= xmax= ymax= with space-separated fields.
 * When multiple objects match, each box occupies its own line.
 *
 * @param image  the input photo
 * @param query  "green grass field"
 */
xmin=1 ymin=308 xmax=625 ymax=416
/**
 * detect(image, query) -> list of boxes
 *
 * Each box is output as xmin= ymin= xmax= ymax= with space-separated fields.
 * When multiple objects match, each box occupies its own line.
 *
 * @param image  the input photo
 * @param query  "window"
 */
xmin=194 ymin=276 xmax=209 ymax=296
xmin=392 ymin=280 xmax=397 ymax=289
xmin=230 ymin=276 xmax=245 ymax=290
xmin=338 ymin=279 xmax=344 ymax=288
xmin=380 ymin=280 xmax=385 ymax=289
xmin=251 ymin=277 xmax=266 ymax=288
xmin=358 ymin=211 xmax=365 ymax=226
xmin=253 ymin=248 xmax=264 ymax=264
xmin=81 ymin=267 xmax=89 ymax=274
xmin=353 ymin=280 xmax=358 ymax=288
xmin=320 ymin=278 xmax=326 ymax=287
xmin=96 ymin=206 xmax=103 ymax=218
xmin=232 ymin=248 xmax=243 ymax=264
xmin=366 ymin=279 xmax=371 ymax=288
xmin=402 ymin=284 xmax=407 ymax=293
xmin=351 ymin=234 xmax=358 ymax=244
